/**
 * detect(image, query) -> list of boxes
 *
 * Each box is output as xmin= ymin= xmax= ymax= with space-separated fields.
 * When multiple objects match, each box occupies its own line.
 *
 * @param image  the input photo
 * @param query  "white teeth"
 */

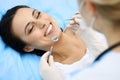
xmin=46 ymin=24 xmax=52 ymax=36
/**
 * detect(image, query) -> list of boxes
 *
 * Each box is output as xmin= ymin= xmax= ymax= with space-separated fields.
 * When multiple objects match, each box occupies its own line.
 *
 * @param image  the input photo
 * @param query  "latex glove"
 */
xmin=40 ymin=51 xmax=64 ymax=80
xmin=66 ymin=11 xmax=81 ymax=33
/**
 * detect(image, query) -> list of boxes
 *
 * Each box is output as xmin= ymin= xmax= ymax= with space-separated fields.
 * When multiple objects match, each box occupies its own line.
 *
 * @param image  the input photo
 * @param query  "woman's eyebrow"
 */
xmin=32 ymin=9 xmax=36 ymax=16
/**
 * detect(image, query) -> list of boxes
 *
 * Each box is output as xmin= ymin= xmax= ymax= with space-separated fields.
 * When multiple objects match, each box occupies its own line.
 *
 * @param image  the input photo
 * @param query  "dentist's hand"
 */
xmin=40 ymin=51 xmax=64 ymax=80
xmin=67 ymin=11 xmax=81 ymax=33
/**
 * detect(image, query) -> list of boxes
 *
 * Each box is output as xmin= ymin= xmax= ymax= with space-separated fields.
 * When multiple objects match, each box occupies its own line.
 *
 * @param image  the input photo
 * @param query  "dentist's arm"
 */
xmin=40 ymin=51 xmax=64 ymax=80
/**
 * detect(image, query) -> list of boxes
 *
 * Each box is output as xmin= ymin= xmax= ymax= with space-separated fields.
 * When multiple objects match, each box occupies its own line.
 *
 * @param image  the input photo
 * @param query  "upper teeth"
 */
xmin=46 ymin=24 xmax=52 ymax=36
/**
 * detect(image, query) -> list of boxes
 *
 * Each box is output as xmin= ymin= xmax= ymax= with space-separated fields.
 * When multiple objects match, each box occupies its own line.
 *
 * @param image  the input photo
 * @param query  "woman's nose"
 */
xmin=36 ymin=21 xmax=46 ymax=29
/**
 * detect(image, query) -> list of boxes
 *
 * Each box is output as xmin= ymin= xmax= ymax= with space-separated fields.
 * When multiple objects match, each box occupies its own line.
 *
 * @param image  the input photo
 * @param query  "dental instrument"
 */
xmin=49 ymin=36 xmax=59 ymax=55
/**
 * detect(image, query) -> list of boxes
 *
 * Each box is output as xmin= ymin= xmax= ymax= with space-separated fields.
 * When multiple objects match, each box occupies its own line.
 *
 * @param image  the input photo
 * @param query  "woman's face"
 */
xmin=11 ymin=8 xmax=62 ymax=51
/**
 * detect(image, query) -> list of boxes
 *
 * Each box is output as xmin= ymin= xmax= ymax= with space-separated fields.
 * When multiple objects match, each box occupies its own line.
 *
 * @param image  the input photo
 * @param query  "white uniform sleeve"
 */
xmin=70 ymin=52 xmax=120 ymax=80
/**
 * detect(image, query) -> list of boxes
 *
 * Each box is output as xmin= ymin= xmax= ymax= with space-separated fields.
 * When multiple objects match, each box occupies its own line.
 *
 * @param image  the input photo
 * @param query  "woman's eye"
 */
xmin=28 ymin=25 xmax=34 ymax=34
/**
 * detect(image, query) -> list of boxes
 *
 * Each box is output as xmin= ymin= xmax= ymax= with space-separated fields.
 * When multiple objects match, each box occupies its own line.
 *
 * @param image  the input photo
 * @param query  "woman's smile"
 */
xmin=44 ymin=22 xmax=55 ymax=37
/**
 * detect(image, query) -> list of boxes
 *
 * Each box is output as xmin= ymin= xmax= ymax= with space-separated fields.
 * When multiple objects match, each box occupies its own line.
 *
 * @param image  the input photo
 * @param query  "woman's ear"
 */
xmin=86 ymin=0 xmax=96 ymax=15
xmin=23 ymin=45 xmax=34 ymax=52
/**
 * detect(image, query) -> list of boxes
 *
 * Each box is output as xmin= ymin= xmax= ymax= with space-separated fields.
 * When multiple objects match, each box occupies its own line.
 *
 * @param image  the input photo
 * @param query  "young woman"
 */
xmin=40 ymin=0 xmax=120 ymax=80
xmin=0 ymin=5 xmax=107 ymax=78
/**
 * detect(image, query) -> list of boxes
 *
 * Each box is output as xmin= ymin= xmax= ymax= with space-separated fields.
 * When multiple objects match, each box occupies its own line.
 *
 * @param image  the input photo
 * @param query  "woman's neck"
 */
xmin=52 ymin=32 xmax=86 ymax=64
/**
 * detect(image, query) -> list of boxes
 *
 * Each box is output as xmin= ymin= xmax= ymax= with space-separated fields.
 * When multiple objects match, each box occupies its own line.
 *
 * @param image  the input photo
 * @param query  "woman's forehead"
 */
xmin=16 ymin=8 xmax=34 ymax=15
xmin=11 ymin=8 xmax=33 ymax=36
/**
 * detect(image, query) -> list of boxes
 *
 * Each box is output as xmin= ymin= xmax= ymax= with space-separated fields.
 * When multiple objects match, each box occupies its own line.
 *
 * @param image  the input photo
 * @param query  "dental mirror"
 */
xmin=49 ymin=36 xmax=59 ymax=54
